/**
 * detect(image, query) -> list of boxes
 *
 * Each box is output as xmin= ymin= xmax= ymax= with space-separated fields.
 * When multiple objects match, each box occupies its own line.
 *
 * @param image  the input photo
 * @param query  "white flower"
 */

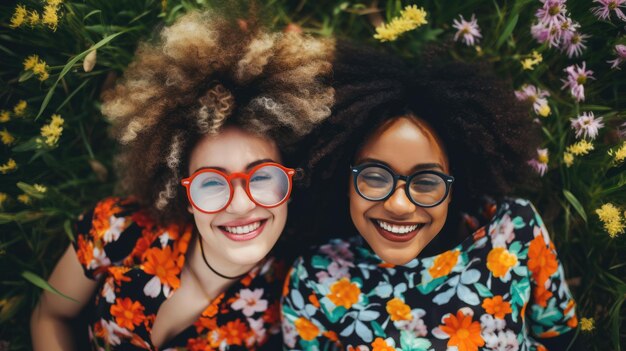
xmin=570 ymin=112 xmax=605 ymax=139
xmin=452 ymin=14 xmax=482 ymax=46
xmin=282 ymin=320 xmax=298 ymax=348
xmin=514 ymin=85 xmax=551 ymax=117
xmin=103 ymin=215 xmax=125 ymax=243
xmin=102 ymin=279 xmax=116 ymax=303
xmin=98 ymin=319 xmax=130 ymax=346
xmin=231 ymin=288 xmax=268 ymax=317
xmin=488 ymin=214 xmax=516 ymax=248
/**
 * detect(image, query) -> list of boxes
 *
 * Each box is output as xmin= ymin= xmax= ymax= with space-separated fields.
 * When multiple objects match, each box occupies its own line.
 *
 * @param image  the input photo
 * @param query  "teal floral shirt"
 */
xmin=281 ymin=198 xmax=578 ymax=351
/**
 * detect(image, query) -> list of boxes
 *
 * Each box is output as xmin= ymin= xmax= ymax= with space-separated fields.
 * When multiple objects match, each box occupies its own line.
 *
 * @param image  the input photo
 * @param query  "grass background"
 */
xmin=1 ymin=0 xmax=624 ymax=349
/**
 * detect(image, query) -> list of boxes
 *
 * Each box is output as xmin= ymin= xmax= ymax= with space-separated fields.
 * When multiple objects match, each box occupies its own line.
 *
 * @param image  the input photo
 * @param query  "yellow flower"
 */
xmin=50 ymin=114 xmax=64 ymax=127
xmin=42 ymin=4 xmax=60 ymax=31
xmin=28 ymin=10 xmax=40 ymax=26
xmin=566 ymin=140 xmax=594 ymax=156
xmin=23 ymin=55 xmax=39 ymax=70
xmin=595 ymin=203 xmax=625 ymax=238
xmin=580 ymin=317 xmax=594 ymax=332
xmin=13 ymin=100 xmax=27 ymax=116
xmin=0 ymin=129 xmax=15 ymax=145
xmin=0 ymin=159 xmax=17 ymax=174
xmin=0 ymin=111 xmax=9 ymax=123
xmin=46 ymin=0 xmax=63 ymax=5
xmin=538 ymin=104 xmax=551 ymax=117
xmin=17 ymin=194 xmax=31 ymax=205
xmin=521 ymin=51 xmax=543 ymax=70
xmin=374 ymin=5 xmax=428 ymax=42
xmin=563 ymin=152 xmax=574 ymax=167
xmin=40 ymin=116 xmax=64 ymax=147
xmin=34 ymin=184 xmax=47 ymax=193
xmin=10 ymin=5 xmax=28 ymax=28
xmin=0 ymin=193 xmax=8 ymax=207
xmin=609 ymin=142 xmax=626 ymax=164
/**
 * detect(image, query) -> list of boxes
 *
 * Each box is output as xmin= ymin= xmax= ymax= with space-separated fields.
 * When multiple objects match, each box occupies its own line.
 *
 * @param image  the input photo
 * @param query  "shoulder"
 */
xmin=488 ymin=198 xmax=547 ymax=242
xmin=73 ymin=197 xmax=176 ymax=277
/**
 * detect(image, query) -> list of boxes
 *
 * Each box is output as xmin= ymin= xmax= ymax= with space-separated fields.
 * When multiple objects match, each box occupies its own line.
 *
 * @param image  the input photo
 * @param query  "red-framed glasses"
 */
xmin=181 ymin=162 xmax=296 ymax=214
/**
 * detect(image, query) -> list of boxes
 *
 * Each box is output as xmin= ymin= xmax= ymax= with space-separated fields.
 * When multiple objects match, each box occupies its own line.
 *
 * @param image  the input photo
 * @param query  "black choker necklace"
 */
xmin=198 ymin=236 xmax=247 ymax=280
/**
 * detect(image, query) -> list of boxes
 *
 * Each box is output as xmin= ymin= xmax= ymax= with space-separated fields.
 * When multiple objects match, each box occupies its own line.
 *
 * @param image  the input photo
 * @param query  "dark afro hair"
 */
xmin=289 ymin=40 xmax=541 ymax=246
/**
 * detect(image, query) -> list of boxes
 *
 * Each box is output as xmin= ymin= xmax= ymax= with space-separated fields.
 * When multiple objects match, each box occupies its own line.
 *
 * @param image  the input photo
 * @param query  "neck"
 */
xmin=186 ymin=234 xmax=255 ymax=297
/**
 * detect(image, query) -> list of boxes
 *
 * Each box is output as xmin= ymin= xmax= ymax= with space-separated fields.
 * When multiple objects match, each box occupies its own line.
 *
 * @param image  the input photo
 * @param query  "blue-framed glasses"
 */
xmin=350 ymin=162 xmax=454 ymax=208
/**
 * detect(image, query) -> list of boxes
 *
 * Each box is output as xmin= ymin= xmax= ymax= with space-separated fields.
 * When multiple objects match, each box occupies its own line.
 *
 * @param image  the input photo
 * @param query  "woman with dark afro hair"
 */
xmin=30 ymin=8 xmax=335 ymax=351
xmin=281 ymin=41 xmax=582 ymax=350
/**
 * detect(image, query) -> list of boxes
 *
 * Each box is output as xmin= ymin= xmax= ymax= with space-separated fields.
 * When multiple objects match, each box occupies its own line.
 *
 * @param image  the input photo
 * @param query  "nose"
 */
xmin=225 ymin=180 xmax=256 ymax=214
xmin=383 ymin=184 xmax=416 ymax=216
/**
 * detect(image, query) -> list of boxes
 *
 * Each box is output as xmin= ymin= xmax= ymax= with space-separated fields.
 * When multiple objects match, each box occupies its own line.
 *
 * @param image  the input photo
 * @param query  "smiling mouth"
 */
xmin=218 ymin=219 xmax=268 ymax=242
xmin=372 ymin=219 xmax=424 ymax=242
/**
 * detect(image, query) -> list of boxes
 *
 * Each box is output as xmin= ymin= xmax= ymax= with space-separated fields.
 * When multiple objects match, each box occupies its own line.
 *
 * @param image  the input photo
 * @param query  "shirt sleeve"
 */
xmin=523 ymin=201 xmax=578 ymax=339
xmin=71 ymin=197 xmax=135 ymax=280
xmin=281 ymin=257 xmax=342 ymax=351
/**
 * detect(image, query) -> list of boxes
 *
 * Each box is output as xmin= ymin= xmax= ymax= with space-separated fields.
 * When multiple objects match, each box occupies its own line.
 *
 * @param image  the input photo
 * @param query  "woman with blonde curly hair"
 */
xmin=30 ymin=8 xmax=334 ymax=351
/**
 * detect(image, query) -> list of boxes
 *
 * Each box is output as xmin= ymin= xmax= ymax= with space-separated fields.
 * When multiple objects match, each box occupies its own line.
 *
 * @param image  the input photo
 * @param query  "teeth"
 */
xmin=376 ymin=220 xmax=421 ymax=234
xmin=223 ymin=221 xmax=262 ymax=235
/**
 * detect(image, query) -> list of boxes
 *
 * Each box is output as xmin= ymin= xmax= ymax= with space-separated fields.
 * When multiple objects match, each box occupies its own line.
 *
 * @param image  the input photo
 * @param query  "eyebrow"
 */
xmin=192 ymin=158 xmax=276 ymax=174
xmin=356 ymin=157 xmax=445 ymax=173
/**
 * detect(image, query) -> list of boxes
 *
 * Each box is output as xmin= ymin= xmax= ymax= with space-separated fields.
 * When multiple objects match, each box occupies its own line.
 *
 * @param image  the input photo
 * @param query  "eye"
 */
xmin=201 ymin=178 xmax=226 ymax=188
xmin=251 ymin=172 xmax=272 ymax=182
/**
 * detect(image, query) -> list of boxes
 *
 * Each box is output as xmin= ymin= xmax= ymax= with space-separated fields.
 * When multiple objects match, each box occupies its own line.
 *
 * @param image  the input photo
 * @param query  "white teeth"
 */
xmin=223 ymin=221 xmax=262 ymax=235
xmin=376 ymin=220 xmax=421 ymax=234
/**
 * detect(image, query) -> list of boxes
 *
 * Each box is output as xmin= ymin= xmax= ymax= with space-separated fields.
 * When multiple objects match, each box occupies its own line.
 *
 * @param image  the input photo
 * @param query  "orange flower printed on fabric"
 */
xmin=141 ymin=246 xmax=181 ymax=289
xmin=110 ymin=297 xmax=146 ymax=331
xmin=532 ymin=284 xmax=553 ymax=308
xmin=429 ymin=249 xmax=460 ymax=279
xmin=482 ymin=295 xmax=512 ymax=319
xmin=219 ymin=319 xmax=250 ymax=346
xmin=486 ymin=247 xmax=518 ymax=278
xmin=309 ymin=292 xmax=321 ymax=308
xmin=439 ymin=310 xmax=485 ymax=351
xmin=295 ymin=317 xmax=320 ymax=341
xmin=386 ymin=298 xmax=413 ymax=321
xmin=371 ymin=337 xmax=395 ymax=351
xmin=91 ymin=197 xmax=123 ymax=241
xmin=528 ymin=234 xmax=558 ymax=286
xmin=75 ymin=234 xmax=94 ymax=267
xmin=327 ymin=277 xmax=361 ymax=309
xmin=108 ymin=266 xmax=131 ymax=284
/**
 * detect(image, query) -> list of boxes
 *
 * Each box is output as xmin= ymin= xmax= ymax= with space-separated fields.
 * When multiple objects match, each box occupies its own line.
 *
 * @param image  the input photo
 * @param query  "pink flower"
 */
xmin=536 ymin=0 xmax=568 ymax=28
xmin=528 ymin=148 xmax=549 ymax=176
xmin=515 ymin=85 xmax=551 ymax=117
xmin=618 ymin=121 xmax=626 ymax=139
xmin=570 ymin=112 xmax=605 ymax=139
xmin=561 ymin=31 xmax=589 ymax=58
xmin=561 ymin=62 xmax=594 ymax=102
xmin=452 ymin=14 xmax=482 ymax=46
xmin=231 ymin=288 xmax=268 ymax=317
xmin=591 ymin=0 xmax=626 ymax=21
xmin=607 ymin=44 xmax=626 ymax=69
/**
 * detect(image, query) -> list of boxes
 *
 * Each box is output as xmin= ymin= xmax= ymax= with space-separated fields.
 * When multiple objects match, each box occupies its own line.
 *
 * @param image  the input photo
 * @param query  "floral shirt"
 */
xmin=281 ymin=198 xmax=578 ymax=351
xmin=73 ymin=197 xmax=285 ymax=351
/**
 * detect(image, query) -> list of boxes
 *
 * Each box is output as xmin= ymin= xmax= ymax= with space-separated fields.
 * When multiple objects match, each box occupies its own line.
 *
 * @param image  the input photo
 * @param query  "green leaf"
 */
xmin=64 ymin=219 xmax=75 ymax=242
xmin=474 ymin=282 xmax=493 ymax=298
xmin=12 ymin=137 xmax=42 ymax=152
xmin=22 ymin=271 xmax=78 ymax=303
xmin=0 ymin=213 xmax=15 ymax=224
xmin=16 ymin=182 xmax=46 ymax=199
xmin=496 ymin=13 xmax=519 ymax=49
xmin=563 ymin=189 xmax=588 ymax=223
xmin=36 ymin=29 xmax=137 ymax=120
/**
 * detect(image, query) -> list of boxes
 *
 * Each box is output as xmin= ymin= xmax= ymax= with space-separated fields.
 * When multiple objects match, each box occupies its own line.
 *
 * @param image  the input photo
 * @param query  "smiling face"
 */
xmin=349 ymin=116 xmax=451 ymax=265
xmin=187 ymin=126 xmax=287 ymax=274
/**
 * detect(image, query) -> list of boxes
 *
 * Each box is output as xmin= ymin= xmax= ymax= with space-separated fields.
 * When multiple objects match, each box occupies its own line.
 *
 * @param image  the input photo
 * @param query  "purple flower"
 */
xmin=561 ymin=62 xmax=594 ymax=102
xmin=562 ymin=31 xmax=590 ymax=58
xmin=528 ymin=148 xmax=549 ymax=176
xmin=452 ymin=14 xmax=482 ymax=46
xmin=591 ymin=0 xmax=626 ymax=21
xmin=570 ymin=112 xmax=605 ymax=139
xmin=608 ymin=44 xmax=626 ymax=69
xmin=536 ymin=0 xmax=568 ymax=28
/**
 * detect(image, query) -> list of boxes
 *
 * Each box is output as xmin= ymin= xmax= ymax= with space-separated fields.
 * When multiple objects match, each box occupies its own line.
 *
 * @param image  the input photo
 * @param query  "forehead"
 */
xmin=188 ymin=127 xmax=280 ymax=172
xmin=356 ymin=116 xmax=448 ymax=173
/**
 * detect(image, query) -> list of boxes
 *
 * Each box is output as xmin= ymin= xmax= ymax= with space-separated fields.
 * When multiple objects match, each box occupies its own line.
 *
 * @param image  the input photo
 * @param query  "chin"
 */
xmin=375 ymin=247 xmax=422 ymax=266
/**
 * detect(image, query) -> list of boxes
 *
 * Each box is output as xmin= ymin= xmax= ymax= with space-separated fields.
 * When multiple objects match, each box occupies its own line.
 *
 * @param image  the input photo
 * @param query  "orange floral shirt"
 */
xmin=282 ymin=198 xmax=578 ymax=351
xmin=73 ymin=197 xmax=285 ymax=350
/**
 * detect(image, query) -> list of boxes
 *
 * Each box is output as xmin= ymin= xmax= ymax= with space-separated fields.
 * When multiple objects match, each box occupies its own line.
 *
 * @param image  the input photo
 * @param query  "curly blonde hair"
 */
xmin=101 ymin=10 xmax=335 ymax=224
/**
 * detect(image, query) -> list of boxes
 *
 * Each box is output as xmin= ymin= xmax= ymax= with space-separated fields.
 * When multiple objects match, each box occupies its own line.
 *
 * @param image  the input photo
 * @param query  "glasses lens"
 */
xmin=189 ymin=171 xmax=230 ymax=212
xmin=249 ymin=165 xmax=290 ymax=207
xmin=356 ymin=166 xmax=394 ymax=200
xmin=409 ymin=173 xmax=446 ymax=206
